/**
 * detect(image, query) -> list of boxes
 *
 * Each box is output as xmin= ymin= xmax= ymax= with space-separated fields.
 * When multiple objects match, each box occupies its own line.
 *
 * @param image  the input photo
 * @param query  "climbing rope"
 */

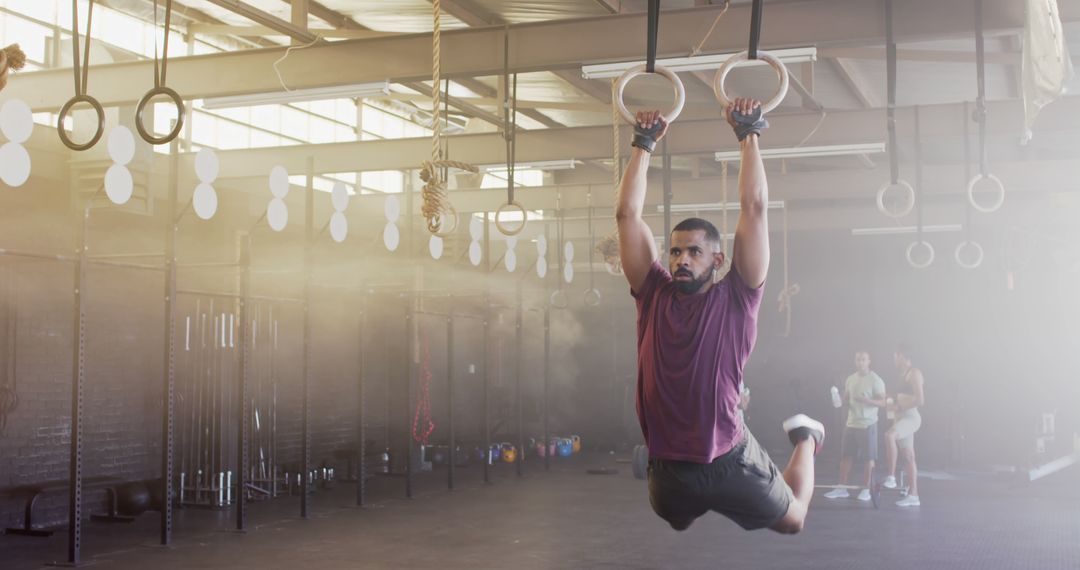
xmin=596 ymin=78 xmax=623 ymax=271
xmin=411 ymin=334 xmax=435 ymax=446
xmin=776 ymin=205 xmax=800 ymax=336
xmin=420 ymin=0 xmax=476 ymax=236
xmin=0 ymin=44 xmax=26 ymax=91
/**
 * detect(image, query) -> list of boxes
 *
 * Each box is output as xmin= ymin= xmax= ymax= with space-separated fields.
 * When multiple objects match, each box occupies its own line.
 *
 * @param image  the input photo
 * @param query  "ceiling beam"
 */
xmin=830 ymin=57 xmax=877 ymax=108
xmin=13 ymin=0 xmax=1070 ymax=111
xmin=593 ymin=0 xmax=622 ymax=14
xmin=429 ymin=0 xmax=566 ymax=128
xmin=90 ymin=97 xmax=1076 ymax=180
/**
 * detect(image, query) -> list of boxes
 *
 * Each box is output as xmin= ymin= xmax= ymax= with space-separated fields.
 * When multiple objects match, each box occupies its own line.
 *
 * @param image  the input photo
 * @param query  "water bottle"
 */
xmin=830 ymin=386 xmax=842 ymax=408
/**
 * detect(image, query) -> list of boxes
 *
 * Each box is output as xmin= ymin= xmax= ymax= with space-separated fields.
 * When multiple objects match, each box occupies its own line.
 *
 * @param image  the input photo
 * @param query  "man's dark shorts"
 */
xmin=839 ymin=423 xmax=878 ymax=462
xmin=647 ymin=431 xmax=793 ymax=531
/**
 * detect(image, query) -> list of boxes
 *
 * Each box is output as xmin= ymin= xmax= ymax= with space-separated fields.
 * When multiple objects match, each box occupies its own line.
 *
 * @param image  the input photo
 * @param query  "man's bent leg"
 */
xmin=770 ymin=439 xmax=815 ymax=534
xmin=772 ymin=415 xmax=825 ymax=534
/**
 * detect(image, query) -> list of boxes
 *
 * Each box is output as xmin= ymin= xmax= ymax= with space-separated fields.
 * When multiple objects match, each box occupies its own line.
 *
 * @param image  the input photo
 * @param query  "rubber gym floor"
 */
xmin=2 ymin=453 xmax=1077 ymax=570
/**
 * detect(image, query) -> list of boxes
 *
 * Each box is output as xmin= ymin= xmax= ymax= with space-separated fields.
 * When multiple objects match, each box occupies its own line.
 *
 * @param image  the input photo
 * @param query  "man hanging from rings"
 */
xmin=617 ymin=98 xmax=824 ymax=533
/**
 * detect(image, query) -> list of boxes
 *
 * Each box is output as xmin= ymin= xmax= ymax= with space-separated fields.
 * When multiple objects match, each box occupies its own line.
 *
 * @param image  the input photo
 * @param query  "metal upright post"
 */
xmin=543 ymin=305 xmax=550 ymax=472
xmin=447 ymin=316 xmax=455 ymax=490
xmin=300 ymin=156 xmax=313 ymax=518
xmin=161 ymin=127 xmax=180 ymax=544
xmin=482 ymin=313 xmax=490 ymax=484
xmin=356 ymin=294 xmax=366 ymax=507
xmin=65 ymin=199 xmax=89 ymax=565
xmin=515 ymin=283 xmax=523 ymax=478
xmin=405 ymin=306 xmax=413 ymax=499
xmin=236 ymin=236 xmax=250 ymax=530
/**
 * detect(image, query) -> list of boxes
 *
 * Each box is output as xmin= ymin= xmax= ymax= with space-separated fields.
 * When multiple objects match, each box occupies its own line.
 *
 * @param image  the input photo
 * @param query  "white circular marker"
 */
xmin=563 ymin=263 xmax=574 ymax=284
xmin=104 ymin=164 xmax=133 ymax=205
xmin=469 ymin=241 xmax=482 ymax=266
xmin=564 ymin=241 xmax=575 ymax=262
xmin=429 ymin=235 xmax=444 ymax=259
xmin=331 ymin=181 xmax=349 ymax=212
xmin=384 ymin=194 xmax=401 ymax=222
xmin=0 ymin=99 xmax=33 ymax=144
xmin=330 ymin=211 xmax=348 ymax=243
xmin=536 ymin=234 xmax=547 ymax=256
xmin=269 ymin=166 xmax=289 ymax=198
xmin=383 ymin=223 xmax=400 ymax=251
xmin=536 ymin=257 xmax=548 ymax=278
xmin=0 ymin=142 xmax=31 ymax=187
xmin=193 ymin=182 xmax=218 ymax=220
xmin=195 ymin=148 xmax=220 ymax=184
xmin=505 ymin=249 xmax=517 ymax=273
xmin=267 ymin=197 xmax=289 ymax=231
xmin=107 ymin=126 xmax=136 ymax=166
xmin=469 ymin=216 xmax=484 ymax=241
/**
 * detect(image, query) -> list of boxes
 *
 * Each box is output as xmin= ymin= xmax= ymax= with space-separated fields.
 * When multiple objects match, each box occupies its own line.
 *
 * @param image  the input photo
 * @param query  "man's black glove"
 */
xmin=631 ymin=121 xmax=664 ymax=153
xmin=731 ymin=107 xmax=769 ymax=141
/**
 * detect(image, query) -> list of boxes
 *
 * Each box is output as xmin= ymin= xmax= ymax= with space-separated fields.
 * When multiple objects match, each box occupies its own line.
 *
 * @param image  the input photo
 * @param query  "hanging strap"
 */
xmin=503 ymin=30 xmax=518 ymax=205
xmin=748 ymin=0 xmax=763 ymax=60
xmin=587 ymin=191 xmax=595 ymax=290
xmin=974 ymin=0 xmax=989 ymax=176
xmin=885 ymin=0 xmax=899 ymax=185
xmin=71 ymin=0 xmax=95 ymax=96
xmin=646 ymin=0 xmax=660 ymax=72
xmin=914 ymin=105 xmax=923 ymax=242
xmin=152 ymin=0 xmax=174 ymax=88
xmin=962 ymin=100 xmax=973 ymax=241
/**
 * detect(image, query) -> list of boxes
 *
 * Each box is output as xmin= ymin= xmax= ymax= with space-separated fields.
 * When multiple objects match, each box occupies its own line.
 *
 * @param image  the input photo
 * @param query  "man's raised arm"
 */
xmin=617 ymin=111 xmax=667 ymax=292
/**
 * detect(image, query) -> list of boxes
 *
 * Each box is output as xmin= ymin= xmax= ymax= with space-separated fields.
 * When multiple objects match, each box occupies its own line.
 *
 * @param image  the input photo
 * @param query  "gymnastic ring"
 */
xmin=135 ymin=85 xmax=185 ymax=145
xmin=905 ymin=240 xmax=935 ymax=270
xmin=583 ymin=288 xmax=602 ymax=307
xmin=713 ymin=51 xmax=790 ymax=114
xmin=549 ymin=289 xmax=569 ymax=309
xmin=494 ymin=201 xmax=527 ymax=236
xmin=966 ymin=173 xmax=1005 ymax=214
xmin=954 ymin=240 xmax=984 ymax=270
xmin=57 ymin=94 xmax=105 ymax=151
xmin=614 ymin=64 xmax=686 ymax=126
xmin=876 ymin=179 xmax=915 ymax=219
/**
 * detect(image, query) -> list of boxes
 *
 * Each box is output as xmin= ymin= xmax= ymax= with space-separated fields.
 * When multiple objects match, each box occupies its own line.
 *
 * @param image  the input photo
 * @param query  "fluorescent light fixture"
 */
xmin=581 ymin=47 xmax=817 ymax=80
xmin=201 ymin=81 xmax=390 ymax=109
xmin=657 ymin=200 xmax=785 ymax=214
xmin=714 ymin=143 xmax=886 ymax=162
xmin=479 ymin=159 xmax=579 ymax=172
xmin=850 ymin=224 xmax=962 ymax=236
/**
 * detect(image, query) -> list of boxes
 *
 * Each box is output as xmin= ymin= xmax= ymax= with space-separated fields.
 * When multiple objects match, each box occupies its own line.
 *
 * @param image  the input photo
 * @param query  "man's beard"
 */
xmin=673 ymin=267 xmax=714 ymax=294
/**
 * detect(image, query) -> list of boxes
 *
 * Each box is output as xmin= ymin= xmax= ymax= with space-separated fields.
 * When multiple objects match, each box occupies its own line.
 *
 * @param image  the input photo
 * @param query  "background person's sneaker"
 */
xmin=857 ymin=488 xmax=872 ymax=501
xmin=823 ymin=488 xmax=849 ymax=499
xmin=882 ymin=475 xmax=897 ymax=489
xmin=895 ymin=495 xmax=921 ymax=507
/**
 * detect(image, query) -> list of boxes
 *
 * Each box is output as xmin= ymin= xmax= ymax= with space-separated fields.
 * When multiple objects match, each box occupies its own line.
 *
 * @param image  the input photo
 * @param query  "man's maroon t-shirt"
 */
xmin=632 ymin=260 xmax=765 ymax=463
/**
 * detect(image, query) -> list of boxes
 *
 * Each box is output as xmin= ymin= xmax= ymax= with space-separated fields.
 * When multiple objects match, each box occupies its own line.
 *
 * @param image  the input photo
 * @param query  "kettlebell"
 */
xmin=557 ymin=438 xmax=573 ymax=457
xmin=501 ymin=442 xmax=517 ymax=463
xmin=489 ymin=443 xmax=501 ymax=464
xmin=571 ymin=435 xmax=582 ymax=453
xmin=535 ymin=440 xmax=547 ymax=457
